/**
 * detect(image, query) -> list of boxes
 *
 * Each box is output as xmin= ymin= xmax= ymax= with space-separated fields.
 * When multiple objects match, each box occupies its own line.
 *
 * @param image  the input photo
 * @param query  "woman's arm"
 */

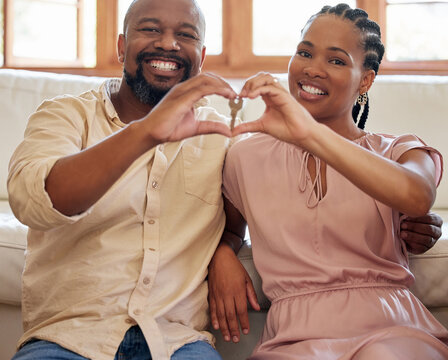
xmin=234 ymin=75 xmax=438 ymax=217
xmin=307 ymin=125 xmax=437 ymax=217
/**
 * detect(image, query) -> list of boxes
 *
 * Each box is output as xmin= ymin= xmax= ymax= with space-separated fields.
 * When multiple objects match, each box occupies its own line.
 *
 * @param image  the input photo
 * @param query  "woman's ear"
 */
xmin=359 ymin=69 xmax=376 ymax=94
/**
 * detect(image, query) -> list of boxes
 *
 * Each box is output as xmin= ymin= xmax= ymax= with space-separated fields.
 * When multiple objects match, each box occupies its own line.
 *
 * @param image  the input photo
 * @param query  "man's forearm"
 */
xmin=45 ymin=120 xmax=159 ymax=216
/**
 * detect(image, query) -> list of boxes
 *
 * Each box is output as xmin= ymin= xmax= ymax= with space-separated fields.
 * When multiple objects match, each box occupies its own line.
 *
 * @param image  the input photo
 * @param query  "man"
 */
xmin=7 ymin=0 xmax=443 ymax=359
xmin=8 ymin=0 xmax=234 ymax=359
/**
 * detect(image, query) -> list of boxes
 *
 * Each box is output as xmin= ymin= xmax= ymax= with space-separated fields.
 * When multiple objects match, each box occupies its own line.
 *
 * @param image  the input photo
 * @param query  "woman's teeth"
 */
xmin=302 ymin=84 xmax=326 ymax=95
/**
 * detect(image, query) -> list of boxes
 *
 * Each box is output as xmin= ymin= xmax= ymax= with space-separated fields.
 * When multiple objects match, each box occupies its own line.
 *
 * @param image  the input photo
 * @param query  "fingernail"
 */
xmin=243 ymin=329 xmax=249 ymax=335
xmin=233 ymin=336 xmax=239 ymax=343
xmin=224 ymin=336 xmax=230 ymax=342
xmin=213 ymin=322 xmax=218 ymax=329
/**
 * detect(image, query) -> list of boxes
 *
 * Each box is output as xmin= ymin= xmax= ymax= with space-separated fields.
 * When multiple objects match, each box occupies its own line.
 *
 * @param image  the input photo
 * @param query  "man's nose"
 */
xmin=154 ymin=33 xmax=181 ymax=51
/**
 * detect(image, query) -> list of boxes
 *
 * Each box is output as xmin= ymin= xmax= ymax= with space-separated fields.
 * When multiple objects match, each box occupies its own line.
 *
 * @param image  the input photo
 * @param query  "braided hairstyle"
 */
xmin=304 ymin=3 xmax=385 ymax=129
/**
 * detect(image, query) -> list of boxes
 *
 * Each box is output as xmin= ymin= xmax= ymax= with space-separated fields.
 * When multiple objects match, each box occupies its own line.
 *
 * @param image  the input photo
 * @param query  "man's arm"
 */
xmin=45 ymin=73 xmax=235 ymax=216
xmin=401 ymin=211 xmax=443 ymax=254
xmin=208 ymin=196 xmax=260 ymax=343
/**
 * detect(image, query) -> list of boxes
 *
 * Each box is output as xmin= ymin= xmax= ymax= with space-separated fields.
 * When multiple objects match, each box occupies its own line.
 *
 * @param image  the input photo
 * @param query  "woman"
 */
xmin=208 ymin=4 xmax=448 ymax=359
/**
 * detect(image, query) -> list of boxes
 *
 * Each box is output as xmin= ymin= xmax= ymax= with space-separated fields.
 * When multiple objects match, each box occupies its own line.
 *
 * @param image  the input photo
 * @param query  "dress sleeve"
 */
xmin=390 ymin=134 xmax=443 ymax=187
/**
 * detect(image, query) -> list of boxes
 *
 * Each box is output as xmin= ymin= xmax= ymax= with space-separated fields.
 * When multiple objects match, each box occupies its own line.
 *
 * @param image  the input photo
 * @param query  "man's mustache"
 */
xmin=136 ymin=52 xmax=189 ymax=68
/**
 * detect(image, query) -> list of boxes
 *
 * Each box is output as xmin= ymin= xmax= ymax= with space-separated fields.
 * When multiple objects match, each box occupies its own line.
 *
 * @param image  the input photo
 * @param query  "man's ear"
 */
xmin=117 ymin=34 xmax=125 ymax=64
xmin=359 ymin=69 xmax=376 ymax=94
xmin=199 ymin=46 xmax=206 ymax=70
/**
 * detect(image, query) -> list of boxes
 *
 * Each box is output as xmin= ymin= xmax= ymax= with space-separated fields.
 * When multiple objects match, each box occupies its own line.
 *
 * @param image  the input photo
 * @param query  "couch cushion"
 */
xmin=0 ymin=201 xmax=27 ymax=305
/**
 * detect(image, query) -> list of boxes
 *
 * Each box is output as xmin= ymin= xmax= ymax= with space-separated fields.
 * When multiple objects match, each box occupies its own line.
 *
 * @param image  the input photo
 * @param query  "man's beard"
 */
xmin=124 ymin=52 xmax=192 ymax=106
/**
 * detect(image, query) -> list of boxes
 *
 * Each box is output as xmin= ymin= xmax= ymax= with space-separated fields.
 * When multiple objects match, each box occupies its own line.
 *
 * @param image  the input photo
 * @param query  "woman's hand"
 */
xmin=208 ymin=243 xmax=260 ymax=343
xmin=232 ymin=72 xmax=318 ymax=147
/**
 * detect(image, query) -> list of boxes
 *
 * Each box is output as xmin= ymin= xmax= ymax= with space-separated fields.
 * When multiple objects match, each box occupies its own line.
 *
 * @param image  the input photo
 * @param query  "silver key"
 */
xmin=229 ymin=97 xmax=243 ymax=130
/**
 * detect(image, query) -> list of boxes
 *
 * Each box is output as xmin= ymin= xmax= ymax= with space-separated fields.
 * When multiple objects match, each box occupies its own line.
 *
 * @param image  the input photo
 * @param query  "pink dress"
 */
xmin=222 ymin=132 xmax=448 ymax=359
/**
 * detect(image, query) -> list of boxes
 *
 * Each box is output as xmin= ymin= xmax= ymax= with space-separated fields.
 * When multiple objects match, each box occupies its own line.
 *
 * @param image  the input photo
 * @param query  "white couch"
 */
xmin=0 ymin=69 xmax=447 ymax=360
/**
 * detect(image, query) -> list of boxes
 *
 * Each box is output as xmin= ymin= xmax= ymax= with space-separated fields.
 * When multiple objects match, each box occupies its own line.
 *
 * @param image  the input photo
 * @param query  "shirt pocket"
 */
xmin=182 ymin=144 xmax=226 ymax=205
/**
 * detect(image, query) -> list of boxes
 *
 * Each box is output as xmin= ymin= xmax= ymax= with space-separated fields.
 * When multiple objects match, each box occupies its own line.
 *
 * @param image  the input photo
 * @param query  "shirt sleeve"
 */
xmin=390 ymin=133 xmax=443 ymax=187
xmin=222 ymin=142 xmax=246 ymax=218
xmin=7 ymin=96 xmax=92 ymax=230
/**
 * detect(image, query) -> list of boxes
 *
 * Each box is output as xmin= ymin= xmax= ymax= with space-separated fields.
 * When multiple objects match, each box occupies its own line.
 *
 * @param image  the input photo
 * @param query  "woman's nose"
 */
xmin=303 ymin=62 xmax=327 ymax=78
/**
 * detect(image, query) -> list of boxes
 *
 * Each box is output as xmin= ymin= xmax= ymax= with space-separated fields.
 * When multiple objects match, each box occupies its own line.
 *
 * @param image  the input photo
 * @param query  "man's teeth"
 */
xmin=302 ymin=85 xmax=326 ymax=95
xmin=149 ymin=60 xmax=179 ymax=71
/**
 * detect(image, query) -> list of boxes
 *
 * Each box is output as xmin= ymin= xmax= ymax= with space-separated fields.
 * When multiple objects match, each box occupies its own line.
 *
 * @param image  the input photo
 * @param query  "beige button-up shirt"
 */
xmin=8 ymin=79 xmax=231 ymax=360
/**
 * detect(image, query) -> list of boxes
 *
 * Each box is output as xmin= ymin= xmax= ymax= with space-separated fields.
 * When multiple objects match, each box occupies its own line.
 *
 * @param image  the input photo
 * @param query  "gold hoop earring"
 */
xmin=357 ymin=93 xmax=368 ymax=106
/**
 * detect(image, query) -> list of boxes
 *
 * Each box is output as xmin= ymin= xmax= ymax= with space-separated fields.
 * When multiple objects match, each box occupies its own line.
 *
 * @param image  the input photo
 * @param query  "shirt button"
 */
xmin=143 ymin=277 xmax=151 ymax=285
xmin=148 ymin=219 xmax=155 ymax=225
xmin=133 ymin=309 xmax=141 ymax=316
xmin=159 ymin=145 xmax=164 ymax=152
xmin=125 ymin=318 xmax=134 ymax=324
xmin=152 ymin=180 xmax=159 ymax=189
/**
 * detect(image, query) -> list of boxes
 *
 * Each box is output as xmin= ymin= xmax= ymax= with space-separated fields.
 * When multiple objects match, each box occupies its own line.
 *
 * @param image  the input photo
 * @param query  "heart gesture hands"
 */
xmin=231 ymin=72 xmax=318 ymax=148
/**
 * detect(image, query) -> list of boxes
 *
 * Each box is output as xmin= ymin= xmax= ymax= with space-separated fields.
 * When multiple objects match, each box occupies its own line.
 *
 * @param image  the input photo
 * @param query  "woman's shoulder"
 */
xmin=356 ymin=132 xmax=428 ymax=151
xmin=357 ymin=132 xmax=439 ymax=162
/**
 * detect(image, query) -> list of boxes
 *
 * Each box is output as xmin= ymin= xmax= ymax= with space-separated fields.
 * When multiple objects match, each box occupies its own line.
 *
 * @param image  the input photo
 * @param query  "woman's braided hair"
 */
xmin=304 ymin=3 xmax=385 ymax=129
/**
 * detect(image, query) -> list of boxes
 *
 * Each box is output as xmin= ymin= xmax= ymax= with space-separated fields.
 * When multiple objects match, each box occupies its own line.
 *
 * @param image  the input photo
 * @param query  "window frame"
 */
xmin=1 ymin=0 xmax=447 ymax=77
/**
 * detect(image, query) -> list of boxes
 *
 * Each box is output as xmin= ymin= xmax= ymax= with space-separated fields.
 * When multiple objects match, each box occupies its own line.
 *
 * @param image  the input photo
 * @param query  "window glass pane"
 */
xmin=118 ymin=0 xmax=222 ymax=55
xmin=13 ymin=0 xmax=79 ymax=62
xmin=118 ymin=0 xmax=131 ymax=34
xmin=386 ymin=2 xmax=448 ymax=61
xmin=253 ymin=0 xmax=356 ymax=56
xmin=196 ymin=0 xmax=222 ymax=55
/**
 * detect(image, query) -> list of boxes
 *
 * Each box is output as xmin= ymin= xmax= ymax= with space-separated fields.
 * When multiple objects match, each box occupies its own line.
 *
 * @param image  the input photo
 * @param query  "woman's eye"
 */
xmin=330 ymin=58 xmax=345 ymax=65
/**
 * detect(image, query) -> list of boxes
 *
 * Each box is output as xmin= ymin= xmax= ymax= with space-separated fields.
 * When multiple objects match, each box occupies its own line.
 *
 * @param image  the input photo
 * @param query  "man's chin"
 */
xmin=123 ymin=65 xmax=191 ymax=106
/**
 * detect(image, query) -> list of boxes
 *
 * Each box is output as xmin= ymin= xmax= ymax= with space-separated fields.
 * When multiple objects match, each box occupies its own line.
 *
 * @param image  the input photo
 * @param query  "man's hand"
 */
xmin=400 ymin=211 xmax=443 ymax=254
xmin=208 ymin=243 xmax=260 ymax=343
xmin=141 ymin=72 xmax=235 ymax=143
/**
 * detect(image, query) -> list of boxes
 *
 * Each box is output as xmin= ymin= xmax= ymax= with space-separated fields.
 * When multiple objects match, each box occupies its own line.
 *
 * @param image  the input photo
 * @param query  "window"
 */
xmin=253 ymin=0 xmax=356 ymax=56
xmin=3 ymin=0 xmax=96 ymax=67
xmin=386 ymin=0 xmax=448 ymax=62
xmin=360 ymin=0 xmax=448 ymax=74
xmin=1 ymin=0 xmax=447 ymax=76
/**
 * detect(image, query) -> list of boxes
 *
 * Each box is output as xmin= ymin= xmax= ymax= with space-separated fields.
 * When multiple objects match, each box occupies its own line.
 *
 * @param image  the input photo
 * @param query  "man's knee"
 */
xmin=12 ymin=340 xmax=88 ymax=360
xmin=171 ymin=340 xmax=223 ymax=360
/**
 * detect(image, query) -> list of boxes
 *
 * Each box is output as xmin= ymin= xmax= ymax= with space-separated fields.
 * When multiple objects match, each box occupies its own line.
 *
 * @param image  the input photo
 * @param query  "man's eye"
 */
xmin=178 ymin=32 xmax=198 ymax=40
xmin=141 ymin=28 xmax=159 ymax=33
xmin=297 ymin=50 xmax=311 ymax=58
